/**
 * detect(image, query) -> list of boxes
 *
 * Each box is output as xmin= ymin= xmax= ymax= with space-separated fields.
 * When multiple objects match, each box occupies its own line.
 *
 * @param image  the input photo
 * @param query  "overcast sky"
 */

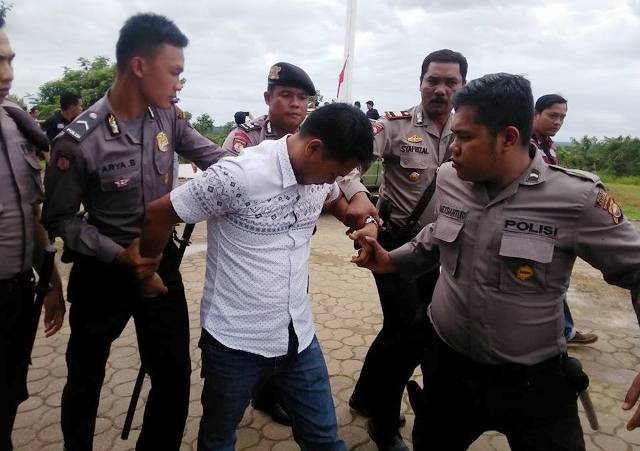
xmin=7 ymin=0 xmax=640 ymax=141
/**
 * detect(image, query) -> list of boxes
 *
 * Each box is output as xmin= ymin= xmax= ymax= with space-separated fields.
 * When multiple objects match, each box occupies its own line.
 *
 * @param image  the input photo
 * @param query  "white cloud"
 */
xmin=5 ymin=0 xmax=639 ymax=139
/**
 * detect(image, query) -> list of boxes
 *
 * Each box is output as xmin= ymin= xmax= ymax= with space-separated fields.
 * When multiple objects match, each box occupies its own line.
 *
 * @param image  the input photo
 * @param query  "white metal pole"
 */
xmin=338 ymin=0 xmax=357 ymax=103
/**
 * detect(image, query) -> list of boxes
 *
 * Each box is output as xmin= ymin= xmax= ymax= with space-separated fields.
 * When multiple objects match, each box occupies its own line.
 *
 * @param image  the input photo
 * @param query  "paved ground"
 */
xmin=13 ymin=215 xmax=640 ymax=450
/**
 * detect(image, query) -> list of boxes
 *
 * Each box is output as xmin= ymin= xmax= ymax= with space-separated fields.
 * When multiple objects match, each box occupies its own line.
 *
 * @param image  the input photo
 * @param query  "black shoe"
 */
xmin=348 ymin=393 xmax=370 ymax=416
xmin=349 ymin=394 xmax=406 ymax=427
xmin=367 ymin=423 xmax=410 ymax=451
xmin=251 ymin=398 xmax=291 ymax=426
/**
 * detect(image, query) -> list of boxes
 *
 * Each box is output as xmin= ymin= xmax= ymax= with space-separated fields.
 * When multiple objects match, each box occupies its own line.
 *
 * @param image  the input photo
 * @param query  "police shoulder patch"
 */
xmin=385 ymin=110 xmax=412 ymax=120
xmin=594 ymin=189 xmax=624 ymax=224
xmin=238 ymin=122 xmax=261 ymax=132
xmin=175 ymin=106 xmax=187 ymax=120
xmin=372 ymin=122 xmax=384 ymax=136
xmin=64 ymin=110 xmax=101 ymax=142
xmin=547 ymin=165 xmax=600 ymax=183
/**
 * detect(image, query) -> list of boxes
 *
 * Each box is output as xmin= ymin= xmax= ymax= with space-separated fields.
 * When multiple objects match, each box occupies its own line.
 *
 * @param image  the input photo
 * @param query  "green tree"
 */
xmin=310 ymin=90 xmax=323 ymax=107
xmin=33 ymin=56 xmax=116 ymax=118
xmin=557 ymin=135 xmax=640 ymax=177
xmin=193 ymin=113 xmax=214 ymax=135
xmin=0 ymin=1 xmax=13 ymax=22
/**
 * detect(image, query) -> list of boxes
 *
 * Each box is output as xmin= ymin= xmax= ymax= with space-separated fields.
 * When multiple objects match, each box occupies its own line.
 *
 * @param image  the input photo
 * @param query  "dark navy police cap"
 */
xmin=267 ymin=62 xmax=316 ymax=96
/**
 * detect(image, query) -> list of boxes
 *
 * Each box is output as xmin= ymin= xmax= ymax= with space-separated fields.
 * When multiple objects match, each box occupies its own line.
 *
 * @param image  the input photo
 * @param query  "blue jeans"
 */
xmin=564 ymin=298 xmax=576 ymax=340
xmin=197 ymin=328 xmax=346 ymax=451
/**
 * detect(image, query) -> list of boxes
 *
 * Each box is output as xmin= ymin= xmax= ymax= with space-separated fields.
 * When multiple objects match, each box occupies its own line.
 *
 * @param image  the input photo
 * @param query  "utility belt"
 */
xmin=378 ymin=197 xmax=423 ymax=246
xmin=0 ymin=270 xmax=33 ymax=290
xmin=430 ymin=332 xmax=588 ymax=391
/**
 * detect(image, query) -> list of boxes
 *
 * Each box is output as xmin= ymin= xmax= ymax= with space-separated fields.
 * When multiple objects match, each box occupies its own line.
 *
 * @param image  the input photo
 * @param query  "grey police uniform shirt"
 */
xmin=42 ymin=93 xmax=228 ymax=265
xmin=373 ymin=104 xmax=453 ymax=228
xmin=0 ymin=107 xmax=45 ymax=278
xmin=390 ymin=152 xmax=640 ymax=366
xmin=221 ymin=114 xmax=366 ymax=202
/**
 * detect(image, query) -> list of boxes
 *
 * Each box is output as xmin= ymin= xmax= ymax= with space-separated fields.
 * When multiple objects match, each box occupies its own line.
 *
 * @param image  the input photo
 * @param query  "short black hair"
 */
xmin=60 ymin=92 xmax=81 ymax=111
xmin=354 ymin=101 xmax=361 ymax=108
xmin=234 ymin=111 xmax=249 ymax=126
xmin=453 ymin=73 xmax=533 ymax=147
xmin=300 ymin=103 xmax=373 ymax=165
xmin=366 ymin=100 xmax=374 ymax=107
xmin=535 ymin=94 xmax=567 ymax=113
xmin=421 ymin=49 xmax=468 ymax=83
xmin=116 ymin=13 xmax=188 ymax=72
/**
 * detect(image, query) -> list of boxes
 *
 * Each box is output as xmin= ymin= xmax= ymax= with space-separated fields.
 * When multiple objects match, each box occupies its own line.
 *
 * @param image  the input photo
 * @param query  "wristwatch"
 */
xmin=364 ymin=215 xmax=380 ymax=228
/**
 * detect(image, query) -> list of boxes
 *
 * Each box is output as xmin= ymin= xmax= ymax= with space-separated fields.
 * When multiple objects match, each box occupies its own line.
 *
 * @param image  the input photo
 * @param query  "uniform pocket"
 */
xmin=498 ymin=234 xmax=555 ymax=292
xmin=432 ymin=216 xmax=464 ymax=276
xmin=154 ymin=148 xmax=174 ymax=175
xmin=23 ymin=152 xmax=45 ymax=203
xmin=399 ymin=151 xmax=430 ymax=169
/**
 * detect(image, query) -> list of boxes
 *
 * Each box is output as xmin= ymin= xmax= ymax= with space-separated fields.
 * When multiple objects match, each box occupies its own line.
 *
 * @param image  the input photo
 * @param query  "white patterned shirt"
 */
xmin=171 ymin=136 xmax=340 ymax=357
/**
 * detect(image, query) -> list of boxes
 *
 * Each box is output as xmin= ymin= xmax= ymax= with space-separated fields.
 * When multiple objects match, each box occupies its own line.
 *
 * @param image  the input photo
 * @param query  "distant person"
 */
xmin=233 ymin=111 xmax=252 ymax=126
xmin=29 ymin=107 xmax=39 ymax=120
xmin=531 ymin=94 xmax=598 ymax=346
xmin=41 ymin=91 xmax=83 ymax=140
xmin=366 ymin=100 xmax=380 ymax=120
xmin=354 ymin=100 xmax=361 ymax=110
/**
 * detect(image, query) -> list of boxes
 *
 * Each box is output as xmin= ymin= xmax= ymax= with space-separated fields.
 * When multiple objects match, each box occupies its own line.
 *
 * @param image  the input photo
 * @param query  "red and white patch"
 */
xmin=113 ymin=178 xmax=130 ymax=189
xmin=372 ymin=123 xmax=384 ymax=136
xmin=232 ymin=131 xmax=250 ymax=154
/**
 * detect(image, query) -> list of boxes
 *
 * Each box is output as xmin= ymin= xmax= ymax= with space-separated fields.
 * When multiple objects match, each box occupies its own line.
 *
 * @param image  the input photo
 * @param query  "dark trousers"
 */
xmin=61 ymin=243 xmax=191 ymax=451
xmin=0 ymin=272 xmax=34 ymax=451
xmin=352 ymin=230 xmax=438 ymax=439
xmin=413 ymin=334 xmax=585 ymax=451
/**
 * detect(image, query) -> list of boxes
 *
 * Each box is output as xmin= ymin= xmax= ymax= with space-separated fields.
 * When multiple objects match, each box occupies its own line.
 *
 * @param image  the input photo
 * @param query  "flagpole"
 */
xmin=337 ymin=0 xmax=357 ymax=103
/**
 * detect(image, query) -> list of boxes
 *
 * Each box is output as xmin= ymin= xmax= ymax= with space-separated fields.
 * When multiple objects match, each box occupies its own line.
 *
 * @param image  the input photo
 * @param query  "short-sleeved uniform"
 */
xmin=0 ymin=106 xmax=45 ymax=450
xmin=42 ymin=93 xmax=226 ymax=451
xmin=391 ymin=153 xmax=640 ymax=450
xmin=352 ymin=105 xmax=454 ymax=439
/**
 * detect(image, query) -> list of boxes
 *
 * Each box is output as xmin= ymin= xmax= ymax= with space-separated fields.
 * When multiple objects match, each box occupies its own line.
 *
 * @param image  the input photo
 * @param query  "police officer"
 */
xmin=0 ymin=20 xmax=65 ymax=451
xmin=353 ymin=73 xmax=640 ymax=450
xmin=347 ymin=49 xmax=467 ymax=450
xmin=41 ymin=91 xmax=83 ymax=141
xmin=531 ymin=94 xmax=598 ymax=346
xmin=222 ymin=61 xmax=377 ymax=425
xmin=42 ymin=14 xmax=227 ymax=451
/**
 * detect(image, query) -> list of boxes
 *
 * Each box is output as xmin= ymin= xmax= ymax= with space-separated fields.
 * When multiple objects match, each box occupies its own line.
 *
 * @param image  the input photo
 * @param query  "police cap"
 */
xmin=267 ymin=62 xmax=316 ymax=97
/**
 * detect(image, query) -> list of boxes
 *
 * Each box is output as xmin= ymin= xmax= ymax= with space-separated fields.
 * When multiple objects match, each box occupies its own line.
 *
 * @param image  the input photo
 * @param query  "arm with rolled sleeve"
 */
xmin=575 ymin=184 xmax=640 ymax=430
xmin=42 ymin=140 xmax=123 ymax=264
xmin=572 ymin=184 xmax=640 ymax=321
xmin=389 ymin=222 xmax=440 ymax=279
xmin=173 ymin=108 xmax=232 ymax=170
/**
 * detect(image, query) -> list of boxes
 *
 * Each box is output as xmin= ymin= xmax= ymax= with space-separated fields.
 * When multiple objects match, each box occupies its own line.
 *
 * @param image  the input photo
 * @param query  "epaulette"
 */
xmin=547 ymin=165 xmax=600 ymax=183
xmin=64 ymin=110 xmax=101 ymax=142
xmin=238 ymin=121 xmax=261 ymax=132
xmin=385 ymin=110 xmax=412 ymax=120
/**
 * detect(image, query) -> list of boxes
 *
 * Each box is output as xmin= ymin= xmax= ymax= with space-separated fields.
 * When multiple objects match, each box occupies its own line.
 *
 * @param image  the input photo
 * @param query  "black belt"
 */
xmin=433 ymin=333 xmax=565 ymax=384
xmin=0 ymin=270 xmax=33 ymax=287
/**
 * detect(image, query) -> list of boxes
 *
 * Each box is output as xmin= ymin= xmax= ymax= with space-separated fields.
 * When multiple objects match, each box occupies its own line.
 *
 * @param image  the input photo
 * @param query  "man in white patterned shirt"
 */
xmin=138 ymin=103 xmax=376 ymax=450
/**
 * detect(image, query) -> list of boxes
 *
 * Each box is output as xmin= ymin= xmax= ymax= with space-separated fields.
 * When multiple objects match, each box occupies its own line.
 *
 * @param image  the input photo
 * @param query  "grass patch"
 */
xmin=605 ymin=183 xmax=640 ymax=220
xmin=599 ymin=174 xmax=640 ymax=186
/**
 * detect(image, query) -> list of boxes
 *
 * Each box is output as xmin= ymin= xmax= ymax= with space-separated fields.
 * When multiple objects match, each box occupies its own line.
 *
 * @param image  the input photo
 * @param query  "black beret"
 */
xmin=267 ymin=62 xmax=316 ymax=96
